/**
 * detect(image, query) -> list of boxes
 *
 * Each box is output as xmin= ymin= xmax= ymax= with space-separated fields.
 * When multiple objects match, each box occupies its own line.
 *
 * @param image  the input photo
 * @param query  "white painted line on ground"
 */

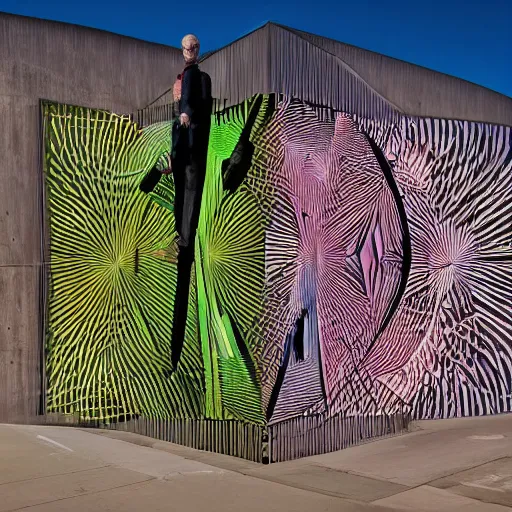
xmin=36 ymin=435 xmax=74 ymax=452
xmin=462 ymin=481 xmax=506 ymax=492
xmin=461 ymin=474 xmax=509 ymax=493
xmin=467 ymin=434 xmax=505 ymax=440
xmin=163 ymin=470 xmax=220 ymax=480
xmin=176 ymin=470 xmax=218 ymax=476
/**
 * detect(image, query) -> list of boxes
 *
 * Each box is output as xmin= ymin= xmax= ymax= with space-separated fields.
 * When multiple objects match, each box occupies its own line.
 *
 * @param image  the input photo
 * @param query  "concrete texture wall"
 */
xmin=0 ymin=12 xmax=182 ymax=422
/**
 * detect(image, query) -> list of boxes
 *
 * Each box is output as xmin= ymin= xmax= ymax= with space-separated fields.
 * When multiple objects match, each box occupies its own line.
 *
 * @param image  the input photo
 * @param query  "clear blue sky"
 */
xmin=2 ymin=0 xmax=511 ymax=98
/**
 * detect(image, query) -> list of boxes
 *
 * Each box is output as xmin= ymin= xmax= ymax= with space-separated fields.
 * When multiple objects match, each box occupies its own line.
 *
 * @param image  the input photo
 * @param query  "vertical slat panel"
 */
xmin=268 ymin=411 xmax=411 ymax=463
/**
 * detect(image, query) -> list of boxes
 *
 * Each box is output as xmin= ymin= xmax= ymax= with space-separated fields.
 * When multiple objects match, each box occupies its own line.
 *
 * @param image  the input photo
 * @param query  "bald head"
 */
xmin=181 ymin=34 xmax=200 ymax=63
xmin=182 ymin=34 xmax=199 ymax=48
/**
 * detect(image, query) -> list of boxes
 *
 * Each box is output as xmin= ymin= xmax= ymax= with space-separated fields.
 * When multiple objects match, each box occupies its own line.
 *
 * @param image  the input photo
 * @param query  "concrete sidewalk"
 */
xmin=1 ymin=415 xmax=512 ymax=511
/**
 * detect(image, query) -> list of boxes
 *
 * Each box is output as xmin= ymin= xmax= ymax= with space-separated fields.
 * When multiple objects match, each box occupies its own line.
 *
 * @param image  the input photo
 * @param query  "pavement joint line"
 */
xmin=63 ymin=437 xmax=382 ymax=506
xmin=77 ymin=425 xmax=512 ymax=505
xmin=366 ymin=456 xmax=512 ymax=506
xmin=221 ymin=451 xmax=512 ymax=503
xmin=3 ymin=474 xmax=156 ymax=512
xmin=423 ymin=456 xmax=512 ymax=487
xmin=233 ymin=470 xmax=398 ymax=506
xmin=4 ymin=422 xmax=512 ymax=510
xmin=0 ymin=465 xmax=111 ymax=487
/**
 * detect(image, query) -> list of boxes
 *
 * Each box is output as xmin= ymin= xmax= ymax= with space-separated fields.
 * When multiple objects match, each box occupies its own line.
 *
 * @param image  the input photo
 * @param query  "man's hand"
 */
xmin=173 ymin=79 xmax=181 ymax=102
xmin=160 ymin=153 xmax=172 ymax=174
xmin=179 ymin=113 xmax=190 ymax=127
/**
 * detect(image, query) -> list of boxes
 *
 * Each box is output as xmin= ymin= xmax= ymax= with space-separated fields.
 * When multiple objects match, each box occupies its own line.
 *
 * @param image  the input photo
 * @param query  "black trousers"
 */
xmin=172 ymin=121 xmax=208 ymax=248
xmin=170 ymin=121 xmax=208 ymax=369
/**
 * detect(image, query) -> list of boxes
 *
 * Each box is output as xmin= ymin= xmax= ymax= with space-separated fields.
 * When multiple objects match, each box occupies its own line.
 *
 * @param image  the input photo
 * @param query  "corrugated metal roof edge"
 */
xmin=267 ymin=23 xmax=403 ymax=114
xmin=145 ymin=22 xmax=402 ymax=114
xmin=198 ymin=21 xmax=272 ymax=63
xmin=278 ymin=23 xmax=512 ymax=103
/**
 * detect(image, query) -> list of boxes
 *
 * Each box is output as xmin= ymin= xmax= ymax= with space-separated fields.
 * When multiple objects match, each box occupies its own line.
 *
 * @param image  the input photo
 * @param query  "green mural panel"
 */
xmin=43 ymin=98 xmax=273 ymax=424
xmin=43 ymin=103 xmax=204 ymax=421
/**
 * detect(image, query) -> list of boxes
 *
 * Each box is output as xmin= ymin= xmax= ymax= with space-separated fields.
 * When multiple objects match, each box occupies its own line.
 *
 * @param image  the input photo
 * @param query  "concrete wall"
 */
xmin=2 ymin=12 xmax=510 ymax=424
xmin=0 ymin=12 xmax=182 ymax=422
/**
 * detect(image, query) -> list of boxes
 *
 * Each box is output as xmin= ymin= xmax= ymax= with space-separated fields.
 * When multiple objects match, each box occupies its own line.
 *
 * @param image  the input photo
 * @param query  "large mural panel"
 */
xmin=43 ymin=103 xmax=204 ymax=421
xmin=43 ymin=95 xmax=512 ymax=434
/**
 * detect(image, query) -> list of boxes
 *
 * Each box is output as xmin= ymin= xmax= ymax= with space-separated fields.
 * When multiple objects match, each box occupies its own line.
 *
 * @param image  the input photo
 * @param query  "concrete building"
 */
xmin=1 ymin=13 xmax=511 ymax=463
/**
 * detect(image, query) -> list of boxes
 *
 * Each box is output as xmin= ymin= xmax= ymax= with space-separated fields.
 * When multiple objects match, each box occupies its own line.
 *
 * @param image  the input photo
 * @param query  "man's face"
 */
xmin=182 ymin=40 xmax=199 ymax=63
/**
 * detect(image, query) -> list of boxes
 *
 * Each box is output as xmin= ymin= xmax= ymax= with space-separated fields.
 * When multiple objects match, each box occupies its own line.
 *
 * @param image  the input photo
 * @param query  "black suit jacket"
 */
xmin=179 ymin=63 xmax=204 ymax=124
xmin=178 ymin=63 xmax=211 ymax=155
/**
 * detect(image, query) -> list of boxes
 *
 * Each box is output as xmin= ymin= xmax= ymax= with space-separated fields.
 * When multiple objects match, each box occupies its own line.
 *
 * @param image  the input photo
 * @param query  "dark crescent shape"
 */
xmin=222 ymin=94 xmax=276 ymax=193
xmin=265 ymin=126 xmax=412 ymax=420
xmin=361 ymin=133 xmax=412 ymax=358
